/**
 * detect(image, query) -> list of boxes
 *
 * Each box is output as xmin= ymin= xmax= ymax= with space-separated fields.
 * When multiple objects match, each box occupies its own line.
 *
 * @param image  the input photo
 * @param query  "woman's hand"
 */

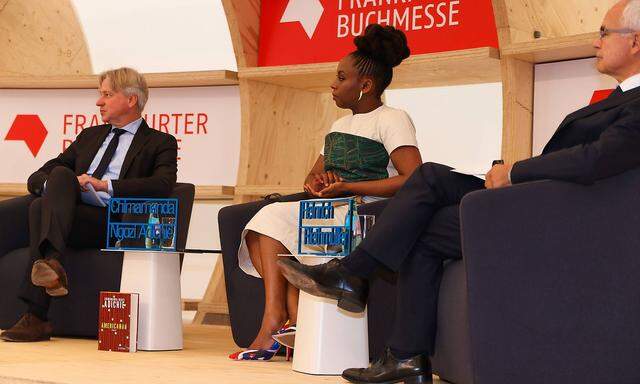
xmin=304 ymin=177 xmax=321 ymax=196
xmin=304 ymin=171 xmax=343 ymax=196
xmin=304 ymin=173 xmax=323 ymax=195
xmin=317 ymin=181 xmax=350 ymax=198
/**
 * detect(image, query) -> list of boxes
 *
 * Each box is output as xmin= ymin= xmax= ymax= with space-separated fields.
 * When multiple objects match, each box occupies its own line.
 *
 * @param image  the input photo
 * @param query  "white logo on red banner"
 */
xmin=281 ymin=0 xmax=325 ymax=38
xmin=260 ymin=0 xmax=499 ymax=66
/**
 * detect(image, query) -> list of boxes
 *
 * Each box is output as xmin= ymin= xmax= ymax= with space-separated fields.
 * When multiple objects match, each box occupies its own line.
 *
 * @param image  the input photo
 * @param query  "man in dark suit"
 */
xmin=0 ymin=67 xmax=177 ymax=342
xmin=278 ymin=1 xmax=640 ymax=382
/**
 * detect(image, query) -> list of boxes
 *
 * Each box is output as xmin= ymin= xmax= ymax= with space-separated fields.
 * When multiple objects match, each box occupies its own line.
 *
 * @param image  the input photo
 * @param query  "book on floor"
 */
xmin=98 ymin=291 xmax=139 ymax=353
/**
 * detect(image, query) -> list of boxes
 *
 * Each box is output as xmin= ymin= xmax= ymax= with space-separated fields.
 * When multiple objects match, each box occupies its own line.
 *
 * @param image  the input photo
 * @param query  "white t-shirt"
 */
xmin=321 ymin=104 xmax=418 ymax=178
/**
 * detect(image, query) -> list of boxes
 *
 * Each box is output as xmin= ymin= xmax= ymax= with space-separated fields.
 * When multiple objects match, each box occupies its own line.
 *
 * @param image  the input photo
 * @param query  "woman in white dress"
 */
xmin=230 ymin=24 xmax=423 ymax=361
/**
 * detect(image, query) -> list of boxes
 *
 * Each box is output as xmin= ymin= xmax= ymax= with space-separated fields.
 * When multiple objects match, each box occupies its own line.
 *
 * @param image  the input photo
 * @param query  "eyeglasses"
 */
xmin=599 ymin=25 xmax=637 ymax=39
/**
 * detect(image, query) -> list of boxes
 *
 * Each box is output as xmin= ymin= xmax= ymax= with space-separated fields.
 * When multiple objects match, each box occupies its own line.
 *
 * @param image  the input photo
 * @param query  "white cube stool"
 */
xmin=119 ymin=250 xmax=183 ymax=351
xmin=291 ymin=256 xmax=369 ymax=375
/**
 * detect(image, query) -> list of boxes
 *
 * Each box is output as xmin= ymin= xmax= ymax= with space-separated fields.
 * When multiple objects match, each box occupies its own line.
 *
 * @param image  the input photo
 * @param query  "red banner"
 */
xmin=259 ymin=0 xmax=499 ymax=66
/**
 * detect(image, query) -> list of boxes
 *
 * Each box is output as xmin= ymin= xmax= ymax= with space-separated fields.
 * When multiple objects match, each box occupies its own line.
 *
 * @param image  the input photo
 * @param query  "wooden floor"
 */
xmin=0 ymin=324 xmax=447 ymax=384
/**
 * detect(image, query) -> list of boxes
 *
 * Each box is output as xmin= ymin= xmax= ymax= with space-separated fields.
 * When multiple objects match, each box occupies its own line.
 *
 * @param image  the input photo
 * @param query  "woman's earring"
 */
xmin=358 ymin=90 xmax=363 ymax=101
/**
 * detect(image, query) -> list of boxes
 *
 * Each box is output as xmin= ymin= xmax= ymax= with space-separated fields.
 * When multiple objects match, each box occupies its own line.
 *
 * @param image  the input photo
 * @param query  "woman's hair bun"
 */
xmin=353 ymin=24 xmax=410 ymax=68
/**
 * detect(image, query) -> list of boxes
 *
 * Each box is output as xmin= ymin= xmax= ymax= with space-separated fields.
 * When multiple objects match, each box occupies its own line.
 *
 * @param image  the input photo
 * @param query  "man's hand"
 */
xmin=485 ymin=163 xmax=513 ymax=189
xmin=77 ymin=174 xmax=108 ymax=192
xmin=304 ymin=171 xmax=343 ymax=196
xmin=317 ymin=181 xmax=349 ymax=198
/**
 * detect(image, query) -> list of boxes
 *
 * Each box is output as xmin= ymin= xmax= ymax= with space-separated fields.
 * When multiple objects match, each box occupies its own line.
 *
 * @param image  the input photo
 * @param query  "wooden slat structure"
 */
xmin=501 ymin=32 xmax=599 ymax=63
xmin=0 ymin=70 xmax=239 ymax=89
xmin=0 ymin=183 xmax=235 ymax=201
xmin=239 ymin=47 xmax=502 ymax=92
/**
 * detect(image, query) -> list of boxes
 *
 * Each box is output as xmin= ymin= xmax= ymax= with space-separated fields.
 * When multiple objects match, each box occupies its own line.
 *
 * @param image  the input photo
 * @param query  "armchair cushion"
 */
xmin=461 ymin=169 xmax=640 ymax=384
xmin=0 ymin=195 xmax=35 ymax=257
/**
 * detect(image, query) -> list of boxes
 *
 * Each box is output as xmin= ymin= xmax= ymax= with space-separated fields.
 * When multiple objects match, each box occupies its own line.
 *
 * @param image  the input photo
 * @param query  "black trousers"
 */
xmin=19 ymin=166 xmax=107 ymax=312
xmin=359 ymin=162 xmax=485 ymax=354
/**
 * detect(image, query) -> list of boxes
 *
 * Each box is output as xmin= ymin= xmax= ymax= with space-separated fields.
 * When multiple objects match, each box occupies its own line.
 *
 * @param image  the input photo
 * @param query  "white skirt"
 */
xmin=238 ymin=201 xmax=353 ymax=278
xmin=238 ymin=202 xmax=301 ymax=278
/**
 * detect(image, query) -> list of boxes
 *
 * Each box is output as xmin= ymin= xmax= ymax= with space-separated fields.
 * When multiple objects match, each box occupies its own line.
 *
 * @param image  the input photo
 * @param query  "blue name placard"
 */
xmin=106 ymin=198 xmax=178 ymax=251
xmin=298 ymin=198 xmax=355 ymax=256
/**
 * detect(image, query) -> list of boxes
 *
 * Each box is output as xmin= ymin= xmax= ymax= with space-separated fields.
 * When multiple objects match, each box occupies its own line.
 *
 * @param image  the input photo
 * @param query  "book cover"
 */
xmin=98 ymin=291 xmax=139 ymax=353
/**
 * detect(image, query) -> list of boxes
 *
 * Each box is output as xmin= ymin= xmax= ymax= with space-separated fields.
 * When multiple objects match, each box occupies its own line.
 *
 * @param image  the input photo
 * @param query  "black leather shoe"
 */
xmin=277 ymin=258 xmax=368 ymax=313
xmin=342 ymin=348 xmax=432 ymax=383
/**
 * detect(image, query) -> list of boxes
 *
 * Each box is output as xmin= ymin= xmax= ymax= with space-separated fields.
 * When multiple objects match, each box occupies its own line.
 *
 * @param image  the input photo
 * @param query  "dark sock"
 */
xmin=27 ymin=303 xmax=48 ymax=322
xmin=342 ymin=248 xmax=381 ymax=278
xmin=390 ymin=347 xmax=423 ymax=360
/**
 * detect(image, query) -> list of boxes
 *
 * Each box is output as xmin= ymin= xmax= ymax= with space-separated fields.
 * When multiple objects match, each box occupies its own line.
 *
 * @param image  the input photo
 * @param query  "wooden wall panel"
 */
xmin=0 ymin=0 xmax=91 ymax=75
xmin=222 ymin=0 xmax=261 ymax=69
xmin=492 ymin=0 xmax=512 ymax=47
xmin=504 ymin=0 xmax=614 ymax=43
xmin=501 ymin=57 xmax=534 ymax=163
xmin=237 ymin=80 xmax=347 ymax=191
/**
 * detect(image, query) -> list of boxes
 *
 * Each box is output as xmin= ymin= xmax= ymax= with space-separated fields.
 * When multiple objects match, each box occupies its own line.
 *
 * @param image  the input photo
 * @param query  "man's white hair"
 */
xmin=622 ymin=0 xmax=640 ymax=30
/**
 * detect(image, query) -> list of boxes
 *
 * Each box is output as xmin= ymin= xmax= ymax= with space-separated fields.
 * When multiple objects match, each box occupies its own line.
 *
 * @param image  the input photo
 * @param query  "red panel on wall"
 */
xmin=258 ymin=0 xmax=499 ymax=67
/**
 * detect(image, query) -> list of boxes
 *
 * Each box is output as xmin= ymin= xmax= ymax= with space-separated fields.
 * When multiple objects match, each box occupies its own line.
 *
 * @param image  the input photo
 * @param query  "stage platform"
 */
xmin=0 ymin=324 xmax=447 ymax=384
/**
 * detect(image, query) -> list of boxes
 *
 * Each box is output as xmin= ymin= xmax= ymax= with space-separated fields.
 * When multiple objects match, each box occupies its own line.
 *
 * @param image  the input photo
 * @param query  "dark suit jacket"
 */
xmin=512 ymin=87 xmax=640 ymax=185
xmin=27 ymin=119 xmax=178 ymax=198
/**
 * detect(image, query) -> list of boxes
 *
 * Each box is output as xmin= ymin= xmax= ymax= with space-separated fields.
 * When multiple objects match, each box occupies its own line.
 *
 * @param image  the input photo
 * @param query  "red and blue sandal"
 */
xmin=272 ymin=323 xmax=296 ymax=350
xmin=229 ymin=340 xmax=281 ymax=361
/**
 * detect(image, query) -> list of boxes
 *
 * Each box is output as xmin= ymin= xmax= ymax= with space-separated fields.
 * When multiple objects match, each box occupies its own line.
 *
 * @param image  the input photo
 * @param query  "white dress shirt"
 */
xmin=86 ymin=117 xmax=143 ymax=199
xmin=619 ymin=72 xmax=640 ymax=92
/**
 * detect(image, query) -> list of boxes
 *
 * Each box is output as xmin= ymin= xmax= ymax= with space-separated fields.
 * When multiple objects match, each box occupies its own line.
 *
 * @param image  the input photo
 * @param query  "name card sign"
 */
xmin=106 ymin=198 xmax=178 ymax=251
xmin=259 ymin=0 xmax=499 ymax=66
xmin=298 ymin=198 xmax=355 ymax=256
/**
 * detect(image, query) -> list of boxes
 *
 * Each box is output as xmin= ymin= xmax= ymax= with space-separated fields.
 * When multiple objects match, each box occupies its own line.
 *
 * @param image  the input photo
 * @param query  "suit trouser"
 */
xmin=19 ymin=166 xmax=107 ymax=311
xmin=359 ymin=162 xmax=485 ymax=354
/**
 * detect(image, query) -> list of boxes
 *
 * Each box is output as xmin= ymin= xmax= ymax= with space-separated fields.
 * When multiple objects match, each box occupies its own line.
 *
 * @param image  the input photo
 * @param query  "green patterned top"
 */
xmin=324 ymin=132 xmax=389 ymax=182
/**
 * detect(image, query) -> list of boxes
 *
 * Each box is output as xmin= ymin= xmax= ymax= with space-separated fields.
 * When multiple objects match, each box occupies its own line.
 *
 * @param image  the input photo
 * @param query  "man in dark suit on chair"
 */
xmin=279 ymin=0 xmax=640 ymax=382
xmin=0 ymin=67 xmax=177 ymax=342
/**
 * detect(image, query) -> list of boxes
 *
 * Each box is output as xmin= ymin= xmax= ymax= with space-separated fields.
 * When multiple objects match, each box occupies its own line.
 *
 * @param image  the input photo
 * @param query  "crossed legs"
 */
xmin=20 ymin=166 xmax=106 ymax=316
xmin=244 ymin=230 xmax=298 ymax=349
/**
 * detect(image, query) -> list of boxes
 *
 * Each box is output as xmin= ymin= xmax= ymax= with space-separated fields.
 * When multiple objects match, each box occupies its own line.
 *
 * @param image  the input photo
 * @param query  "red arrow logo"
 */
xmin=5 ymin=114 xmax=48 ymax=157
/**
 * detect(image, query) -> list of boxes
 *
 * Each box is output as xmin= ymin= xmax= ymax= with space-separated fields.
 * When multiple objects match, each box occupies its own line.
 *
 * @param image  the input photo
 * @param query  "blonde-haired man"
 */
xmin=1 ymin=67 xmax=177 ymax=342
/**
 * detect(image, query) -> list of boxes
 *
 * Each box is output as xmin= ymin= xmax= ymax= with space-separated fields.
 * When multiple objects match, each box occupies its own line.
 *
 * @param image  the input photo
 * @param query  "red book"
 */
xmin=98 ymin=292 xmax=139 ymax=353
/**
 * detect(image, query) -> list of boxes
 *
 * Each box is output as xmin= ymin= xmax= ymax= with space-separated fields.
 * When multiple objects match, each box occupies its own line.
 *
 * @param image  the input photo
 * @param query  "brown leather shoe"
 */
xmin=31 ymin=258 xmax=69 ymax=296
xmin=0 ymin=313 xmax=53 ymax=342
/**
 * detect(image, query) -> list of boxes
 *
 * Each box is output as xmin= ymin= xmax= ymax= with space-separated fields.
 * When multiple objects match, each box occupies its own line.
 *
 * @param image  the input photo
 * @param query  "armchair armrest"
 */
xmin=460 ymin=169 xmax=640 ymax=384
xmin=0 ymin=195 xmax=36 ymax=256
xmin=170 ymin=183 xmax=195 ymax=251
